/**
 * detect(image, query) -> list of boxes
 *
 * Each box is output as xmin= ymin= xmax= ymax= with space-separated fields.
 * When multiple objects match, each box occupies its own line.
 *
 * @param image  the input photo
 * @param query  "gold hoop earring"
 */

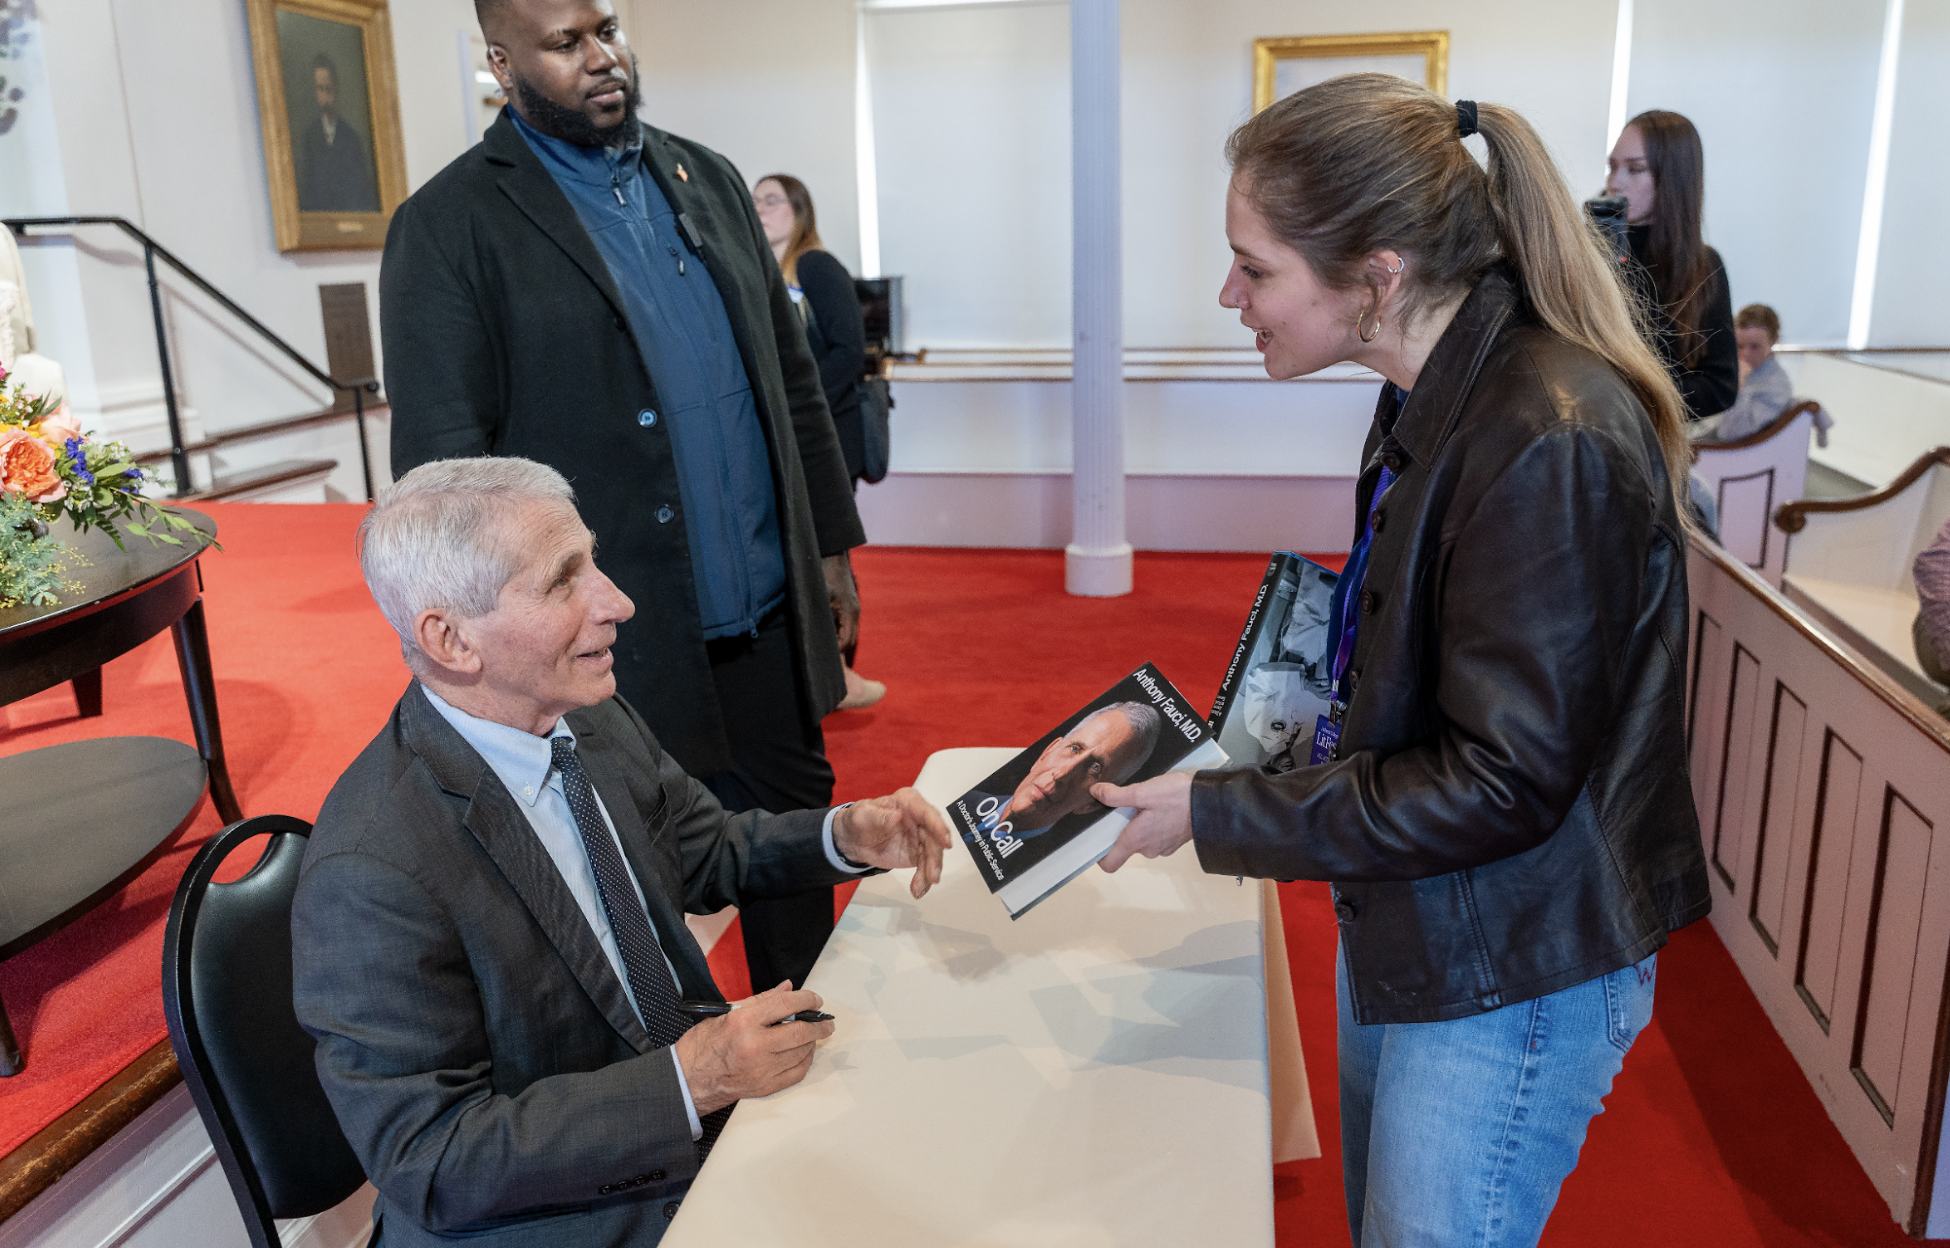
xmin=1358 ymin=305 xmax=1382 ymax=344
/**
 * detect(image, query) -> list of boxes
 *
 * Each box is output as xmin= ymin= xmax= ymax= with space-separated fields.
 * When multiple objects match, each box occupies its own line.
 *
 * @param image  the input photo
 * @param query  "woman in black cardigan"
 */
xmin=1606 ymin=110 xmax=1738 ymax=420
xmin=754 ymin=173 xmax=884 ymax=709
xmin=754 ymin=175 xmax=869 ymax=481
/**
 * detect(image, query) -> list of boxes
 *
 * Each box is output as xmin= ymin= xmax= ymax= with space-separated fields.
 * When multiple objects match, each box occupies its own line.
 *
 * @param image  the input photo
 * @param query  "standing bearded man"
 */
xmin=380 ymin=0 xmax=866 ymax=990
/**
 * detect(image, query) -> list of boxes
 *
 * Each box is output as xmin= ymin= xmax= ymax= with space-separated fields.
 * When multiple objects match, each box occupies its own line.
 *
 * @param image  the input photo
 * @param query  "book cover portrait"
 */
xmin=951 ymin=663 xmax=1222 ymax=917
xmin=1211 ymin=554 xmax=1339 ymax=772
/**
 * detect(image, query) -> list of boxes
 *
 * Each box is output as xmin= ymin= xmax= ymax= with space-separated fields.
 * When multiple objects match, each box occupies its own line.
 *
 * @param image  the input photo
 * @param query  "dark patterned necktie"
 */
xmin=550 ymin=737 xmax=730 ymax=1154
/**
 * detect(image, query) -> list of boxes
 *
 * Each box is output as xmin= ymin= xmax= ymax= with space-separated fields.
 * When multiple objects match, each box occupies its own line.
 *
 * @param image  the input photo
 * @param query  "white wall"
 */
xmin=1784 ymin=353 xmax=1950 ymax=491
xmin=3 ymin=0 xmax=1941 ymax=517
xmin=1621 ymin=0 xmax=1949 ymax=348
xmin=627 ymin=0 xmax=1949 ymax=355
xmin=1626 ymin=0 xmax=1885 ymax=348
xmin=860 ymin=0 xmax=1619 ymax=352
xmin=868 ymin=1 xmax=1073 ymax=348
xmin=0 ymin=3 xmax=101 ymax=414
xmin=0 ymin=1087 xmax=372 ymax=1248
xmin=13 ymin=0 xmax=479 ymax=465
xmin=853 ymin=369 xmax=1375 ymax=550
xmin=885 ymin=374 xmax=1375 ymax=474
xmin=1123 ymin=0 xmax=1617 ymax=351
xmin=628 ymin=0 xmax=862 ymax=276
xmin=9 ymin=0 xmax=1939 ymax=448
xmin=1869 ymin=0 xmax=1950 ymax=347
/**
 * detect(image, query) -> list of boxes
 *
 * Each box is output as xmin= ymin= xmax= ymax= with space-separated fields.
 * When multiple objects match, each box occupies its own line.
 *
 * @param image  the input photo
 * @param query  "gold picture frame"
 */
xmin=245 ymin=0 xmax=408 ymax=252
xmin=1252 ymin=32 xmax=1450 ymax=114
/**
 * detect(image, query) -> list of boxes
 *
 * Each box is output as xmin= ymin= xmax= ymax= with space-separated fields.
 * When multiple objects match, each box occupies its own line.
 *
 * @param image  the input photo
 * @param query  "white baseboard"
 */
xmin=854 ymin=471 xmax=1357 ymax=553
xmin=0 ymin=1086 xmax=374 ymax=1248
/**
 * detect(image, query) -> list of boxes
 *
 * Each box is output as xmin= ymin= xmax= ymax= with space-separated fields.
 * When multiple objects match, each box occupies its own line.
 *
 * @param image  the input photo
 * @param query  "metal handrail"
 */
xmin=4 ymin=215 xmax=379 ymax=500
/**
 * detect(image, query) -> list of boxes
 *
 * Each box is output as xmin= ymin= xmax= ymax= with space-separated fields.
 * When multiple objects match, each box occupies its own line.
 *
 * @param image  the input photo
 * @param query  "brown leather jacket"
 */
xmin=1191 ymin=270 xmax=1710 ymax=1024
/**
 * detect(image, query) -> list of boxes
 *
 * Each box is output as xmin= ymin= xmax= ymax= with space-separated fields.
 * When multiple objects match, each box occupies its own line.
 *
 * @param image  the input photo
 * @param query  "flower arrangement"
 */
xmin=0 ymin=361 xmax=206 ymax=609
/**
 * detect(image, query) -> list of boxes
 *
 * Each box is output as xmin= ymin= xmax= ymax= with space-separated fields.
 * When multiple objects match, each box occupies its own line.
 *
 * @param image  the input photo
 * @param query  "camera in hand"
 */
xmin=850 ymin=276 xmax=907 ymax=485
xmin=853 ymin=276 xmax=906 ymax=378
xmin=1583 ymin=195 xmax=1630 ymax=265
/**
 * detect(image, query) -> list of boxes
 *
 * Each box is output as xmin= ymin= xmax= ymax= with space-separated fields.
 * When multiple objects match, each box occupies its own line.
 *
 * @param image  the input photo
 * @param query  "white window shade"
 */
xmin=1628 ymin=0 xmax=1885 ymax=347
xmin=866 ymin=2 xmax=1071 ymax=348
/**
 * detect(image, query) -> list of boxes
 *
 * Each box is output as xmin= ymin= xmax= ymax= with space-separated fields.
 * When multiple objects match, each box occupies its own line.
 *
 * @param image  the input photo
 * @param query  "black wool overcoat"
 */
xmin=380 ymin=109 xmax=866 ymax=775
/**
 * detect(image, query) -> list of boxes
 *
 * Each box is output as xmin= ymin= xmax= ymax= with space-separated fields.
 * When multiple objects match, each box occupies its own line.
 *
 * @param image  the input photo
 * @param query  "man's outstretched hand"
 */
xmin=674 ymin=981 xmax=835 ymax=1116
xmin=832 ymin=788 xmax=953 ymax=898
xmin=1092 ymin=771 xmax=1195 ymax=873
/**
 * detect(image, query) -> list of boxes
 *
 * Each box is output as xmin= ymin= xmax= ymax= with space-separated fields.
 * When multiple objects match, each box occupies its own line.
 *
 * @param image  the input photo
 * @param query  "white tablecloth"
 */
xmin=664 ymin=748 xmax=1317 ymax=1247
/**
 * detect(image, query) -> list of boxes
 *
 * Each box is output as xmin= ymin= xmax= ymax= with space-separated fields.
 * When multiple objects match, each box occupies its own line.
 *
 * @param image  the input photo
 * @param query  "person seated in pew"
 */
xmin=1735 ymin=303 xmax=1784 ymax=390
xmin=290 ymin=456 xmax=950 ymax=1248
xmin=1913 ymin=518 xmax=1950 ymax=705
xmin=1701 ymin=303 xmax=1832 ymax=446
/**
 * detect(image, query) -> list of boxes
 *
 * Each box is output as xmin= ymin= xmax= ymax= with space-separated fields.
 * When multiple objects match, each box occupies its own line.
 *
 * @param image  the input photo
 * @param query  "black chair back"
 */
xmin=162 ymin=815 xmax=366 ymax=1248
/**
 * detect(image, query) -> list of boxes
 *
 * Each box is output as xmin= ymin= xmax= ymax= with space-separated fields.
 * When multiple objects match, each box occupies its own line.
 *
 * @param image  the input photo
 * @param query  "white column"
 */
xmin=1065 ymin=0 xmax=1132 ymax=597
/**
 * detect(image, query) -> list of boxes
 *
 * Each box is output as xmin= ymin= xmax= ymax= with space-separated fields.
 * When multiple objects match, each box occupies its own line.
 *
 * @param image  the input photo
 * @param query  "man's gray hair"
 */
xmin=359 ymin=457 xmax=577 ymax=674
xmin=1074 ymin=700 xmax=1162 ymax=784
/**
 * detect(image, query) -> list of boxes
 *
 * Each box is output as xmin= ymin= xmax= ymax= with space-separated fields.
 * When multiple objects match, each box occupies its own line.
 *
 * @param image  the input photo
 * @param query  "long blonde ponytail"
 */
xmin=1474 ymin=103 xmax=1690 ymax=506
xmin=1225 ymin=74 xmax=1691 ymax=510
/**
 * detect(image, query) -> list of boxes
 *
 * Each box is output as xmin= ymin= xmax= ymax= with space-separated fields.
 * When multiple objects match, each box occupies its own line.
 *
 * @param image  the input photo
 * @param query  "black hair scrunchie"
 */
xmin=1456 ymin=100 xmax=1479 ymax=139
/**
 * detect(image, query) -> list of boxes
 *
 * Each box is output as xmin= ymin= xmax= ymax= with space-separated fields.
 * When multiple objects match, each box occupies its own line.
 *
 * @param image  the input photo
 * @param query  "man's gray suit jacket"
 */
xmin=291 ymin=683 xmax=853 ymax=1246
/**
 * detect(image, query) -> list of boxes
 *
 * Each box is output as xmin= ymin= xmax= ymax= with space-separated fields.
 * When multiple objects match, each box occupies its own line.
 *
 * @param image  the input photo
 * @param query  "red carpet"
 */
xmin=0 ymin=503 xmax=400 ymax=1157
xmin=0 ymin=507 xmax=1933 ymax=1243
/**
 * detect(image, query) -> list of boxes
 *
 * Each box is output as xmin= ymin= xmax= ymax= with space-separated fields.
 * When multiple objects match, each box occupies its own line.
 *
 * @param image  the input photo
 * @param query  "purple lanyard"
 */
xmin=1330 ymin=463 xmax=1395 ymax=694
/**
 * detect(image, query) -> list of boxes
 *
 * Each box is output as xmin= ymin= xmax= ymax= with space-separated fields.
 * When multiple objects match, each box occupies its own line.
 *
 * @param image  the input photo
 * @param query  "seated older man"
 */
xmin=292 ymin=457 xmax=949 ymax=1247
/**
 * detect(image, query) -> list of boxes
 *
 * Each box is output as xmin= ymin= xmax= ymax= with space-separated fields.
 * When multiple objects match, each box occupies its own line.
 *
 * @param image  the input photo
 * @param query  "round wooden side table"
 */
xmin=0 ymin=510 xmax=232 ymax=1076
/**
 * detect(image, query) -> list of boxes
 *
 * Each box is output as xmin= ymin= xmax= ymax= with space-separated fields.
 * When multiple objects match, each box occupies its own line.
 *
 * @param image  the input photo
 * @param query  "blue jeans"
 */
xmin=1336 ymin=944 xmax=1656 ymax=1247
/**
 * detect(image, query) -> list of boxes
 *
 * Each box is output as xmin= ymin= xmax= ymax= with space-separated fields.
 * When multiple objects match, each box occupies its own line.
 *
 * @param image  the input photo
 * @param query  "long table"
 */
xmin=665 ymin=747 xmax=1316 ymax=1247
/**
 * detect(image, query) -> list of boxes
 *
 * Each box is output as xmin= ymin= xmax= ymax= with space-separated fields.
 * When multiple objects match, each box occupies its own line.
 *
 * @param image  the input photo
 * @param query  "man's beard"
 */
xmin=511 ymin=53 xmax=642 ymax=149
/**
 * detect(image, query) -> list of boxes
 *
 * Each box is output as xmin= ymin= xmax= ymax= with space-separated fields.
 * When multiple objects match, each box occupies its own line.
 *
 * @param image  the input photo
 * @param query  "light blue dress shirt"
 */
xmin=420 ymin=687 xmax=865 ymax=1140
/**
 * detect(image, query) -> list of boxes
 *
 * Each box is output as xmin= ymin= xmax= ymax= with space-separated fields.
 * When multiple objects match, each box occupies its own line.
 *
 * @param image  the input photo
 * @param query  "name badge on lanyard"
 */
xmin=1309 ymin=715 xmax=1340 ymax=766
xmin=1315 ymin=455 xmax=1396 ymax=766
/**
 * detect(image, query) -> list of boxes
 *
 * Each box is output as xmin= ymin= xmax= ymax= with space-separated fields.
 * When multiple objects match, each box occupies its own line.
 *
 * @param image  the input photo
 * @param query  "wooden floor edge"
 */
xmin=0 ymin=1041 xmax=183 ymax=1225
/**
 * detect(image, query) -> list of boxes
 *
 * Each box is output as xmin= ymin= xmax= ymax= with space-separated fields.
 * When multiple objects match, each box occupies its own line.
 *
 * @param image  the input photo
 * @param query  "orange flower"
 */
xmin=0 ymin=426 xmax=66 ymax=503
xmin=31 ymin=408 xmax=82 ymax=447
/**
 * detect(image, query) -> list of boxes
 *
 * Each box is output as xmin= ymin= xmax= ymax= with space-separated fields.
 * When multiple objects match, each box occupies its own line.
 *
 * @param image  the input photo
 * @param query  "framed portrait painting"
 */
xmin=245 ymin=0 xmax=408 ymax=252
xmin=1252 ymin=32 xmax=1449 ymax=114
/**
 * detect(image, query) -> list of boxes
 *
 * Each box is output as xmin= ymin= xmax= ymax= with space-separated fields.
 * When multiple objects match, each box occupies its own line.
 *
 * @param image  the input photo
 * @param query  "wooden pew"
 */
xmin=1775 ymin=446 xmax=1950 ymax=707
xmin=1693 ymin=399 xmax=1821 ymax=588
xmin=1687 ymin=533 xmax=1950 ymax=1236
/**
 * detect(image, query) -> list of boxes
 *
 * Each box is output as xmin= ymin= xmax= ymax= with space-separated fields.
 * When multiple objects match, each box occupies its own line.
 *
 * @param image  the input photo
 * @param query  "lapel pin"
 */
xmin=675 ymin=163 xmax=689 ymax=183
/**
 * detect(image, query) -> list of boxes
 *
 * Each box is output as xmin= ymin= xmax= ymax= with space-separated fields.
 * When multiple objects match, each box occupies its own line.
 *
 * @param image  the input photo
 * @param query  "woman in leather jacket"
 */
xmin=1093 ymin=75 xmax=1711 ymax=1246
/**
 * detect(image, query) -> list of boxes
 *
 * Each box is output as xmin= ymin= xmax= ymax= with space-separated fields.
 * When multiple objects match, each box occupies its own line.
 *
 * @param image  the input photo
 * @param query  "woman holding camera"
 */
xmin=1095 ymin=74 xmax=1710 ymax=1245
xmin=1606 ymin=110 xmax=1738 ymax=420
